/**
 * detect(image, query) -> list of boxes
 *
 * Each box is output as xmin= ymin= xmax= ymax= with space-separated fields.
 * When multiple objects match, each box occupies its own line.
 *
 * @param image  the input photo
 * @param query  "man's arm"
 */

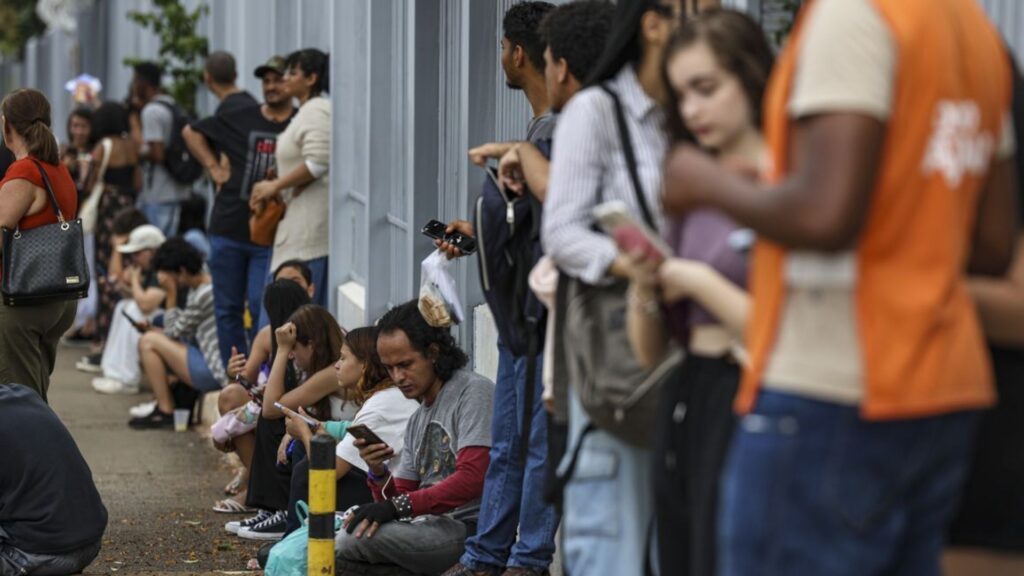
xmin=182 ymin=125 xmax=230 ymax=191
xmin=970 ymin=234 xmax=1024 ymax=347
xmin=663 ymin=113 xmax=885 ymax=251
xmin=968 ymin=156 xmax=1019 ymax=276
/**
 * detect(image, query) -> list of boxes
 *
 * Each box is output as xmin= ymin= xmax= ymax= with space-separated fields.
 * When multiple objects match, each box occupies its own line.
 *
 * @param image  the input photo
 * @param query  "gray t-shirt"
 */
xmin=393 ymin=368 xmax=494 ymax=523
xmin=139 ymin=95 xmax=189 ymax=204
xmin=527 ymin=111 xmax=556 ymax=143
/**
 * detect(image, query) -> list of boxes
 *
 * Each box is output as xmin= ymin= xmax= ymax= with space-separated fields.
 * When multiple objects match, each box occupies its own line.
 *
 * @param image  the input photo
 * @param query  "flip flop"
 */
xmin=213 ymin=498 xmax=255 ymax=514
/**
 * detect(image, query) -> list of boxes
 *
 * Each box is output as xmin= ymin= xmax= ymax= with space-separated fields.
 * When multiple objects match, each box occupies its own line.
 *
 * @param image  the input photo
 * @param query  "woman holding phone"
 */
xmin=282 ymin=326 xmax=418 ymax=536
xmin=619 ymin=10 xmax=773 ymax=576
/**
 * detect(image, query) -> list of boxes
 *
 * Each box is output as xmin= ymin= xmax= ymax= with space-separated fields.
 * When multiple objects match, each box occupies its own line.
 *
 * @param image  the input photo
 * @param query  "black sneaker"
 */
xmin=75 ymin=353 xmax=103 ymax=374
xmin=225 ymin=510 xmax=272 ymax=535
xmin=128 ymin=407 xmax=174 ymax=429
xmin=237 ymin=509 xmax=287 ymax=541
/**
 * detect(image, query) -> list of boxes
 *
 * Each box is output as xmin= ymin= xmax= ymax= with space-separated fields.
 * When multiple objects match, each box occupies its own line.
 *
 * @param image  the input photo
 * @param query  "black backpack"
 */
xmin=153 ymin=100 xmax=204 ymax=185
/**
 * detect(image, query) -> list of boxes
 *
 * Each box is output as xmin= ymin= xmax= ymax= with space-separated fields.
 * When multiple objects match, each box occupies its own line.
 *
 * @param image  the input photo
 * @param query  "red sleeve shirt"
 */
xmin=369 ymin=446 xmax=490 ymax=517
xmin=0 ymin=158 xmax=78 ymax=231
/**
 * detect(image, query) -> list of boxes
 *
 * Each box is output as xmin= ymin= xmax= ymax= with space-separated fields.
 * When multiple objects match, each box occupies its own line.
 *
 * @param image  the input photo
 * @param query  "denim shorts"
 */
xmin=187 ymin=345 xmax=220 ymax=392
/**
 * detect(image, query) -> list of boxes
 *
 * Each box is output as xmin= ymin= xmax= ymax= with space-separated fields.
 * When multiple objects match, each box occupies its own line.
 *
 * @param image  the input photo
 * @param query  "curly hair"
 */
xmin=376 ymin=300 xmax=468 ymax=382
xmin=152 ymin=237 xmax=204 ymax=275
xmin=503 ymin=1 xmax=556 ymax=71
xmin=540 ymin=1 xmax=615 ymax=85
xmin=344 ymin=326 xmax=393 ymax=406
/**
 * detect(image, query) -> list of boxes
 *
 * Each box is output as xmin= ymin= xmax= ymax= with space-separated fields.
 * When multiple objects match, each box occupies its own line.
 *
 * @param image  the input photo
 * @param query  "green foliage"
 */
xmin=0 ymin=0 xmax=47 ymax=58
xmin=774 ymin=0 xmax=803 ymax=47
xmin=123 ymin=0 xmax=209 ymax=113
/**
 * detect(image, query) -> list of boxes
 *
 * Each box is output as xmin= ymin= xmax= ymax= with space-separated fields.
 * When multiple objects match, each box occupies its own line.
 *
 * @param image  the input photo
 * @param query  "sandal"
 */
xmin=213 ymin=497 xmax=255 ymax=514
xmin=224 ymin=469 xmax=247 ymax=495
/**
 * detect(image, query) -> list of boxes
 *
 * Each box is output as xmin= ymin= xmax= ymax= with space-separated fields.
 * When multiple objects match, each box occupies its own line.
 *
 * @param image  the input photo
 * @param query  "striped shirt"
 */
xmin=164 ymin=282 xmax=225 ymax=384
xmin=542 ymin=65 xmax=668 ymax=284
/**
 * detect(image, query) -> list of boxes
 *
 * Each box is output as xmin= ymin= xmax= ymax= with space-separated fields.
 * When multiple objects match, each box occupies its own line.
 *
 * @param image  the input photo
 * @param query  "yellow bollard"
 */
xmin=308 ymin=435 xmax=335 ymax=575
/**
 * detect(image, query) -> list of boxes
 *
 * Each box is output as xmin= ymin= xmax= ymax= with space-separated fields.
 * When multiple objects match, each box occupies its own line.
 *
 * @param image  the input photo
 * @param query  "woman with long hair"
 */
xmin=0 ymin=89 xmax=80 ymax=401
xmin=282 ymin=326 xmax=418 ymax=535
xmin=539 ymin=1 xmax=681 ymax=573
xmin=620 ymin=9 xmax=773 ymax=576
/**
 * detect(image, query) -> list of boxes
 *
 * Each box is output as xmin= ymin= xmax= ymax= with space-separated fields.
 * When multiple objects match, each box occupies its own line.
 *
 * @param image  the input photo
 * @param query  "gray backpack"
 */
xmin=554 ymin=85 xmax=683 ymax=448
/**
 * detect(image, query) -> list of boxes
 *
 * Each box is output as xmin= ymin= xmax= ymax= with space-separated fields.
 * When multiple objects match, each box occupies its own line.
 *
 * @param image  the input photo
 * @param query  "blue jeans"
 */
xmin=208 ymin=235 xmax=271 ymax=363
xmin=138 ymin=201 xmax=181 ymax=238
xmin=719 ymin=390 xmax=980 ymax=576
xmin=561 ymin=390 xmax=656 ymax=576
xmin=460 ymin=345 xmax=559 ymax=571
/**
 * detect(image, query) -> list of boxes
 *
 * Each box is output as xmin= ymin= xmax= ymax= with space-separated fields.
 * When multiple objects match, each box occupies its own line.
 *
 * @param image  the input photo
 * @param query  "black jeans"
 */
xmin=245 ymin=416 xmax=291 ymax=512
xmin=654 ymin=354 xmax=739 ymax=576
xmin=284 ymin=444 xmax=373 ymax=535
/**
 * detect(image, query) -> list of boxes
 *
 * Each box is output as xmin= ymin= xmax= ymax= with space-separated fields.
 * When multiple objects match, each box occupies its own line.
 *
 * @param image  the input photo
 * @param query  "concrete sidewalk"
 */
xmin=49 ymin=344 xmax=261 ymax=574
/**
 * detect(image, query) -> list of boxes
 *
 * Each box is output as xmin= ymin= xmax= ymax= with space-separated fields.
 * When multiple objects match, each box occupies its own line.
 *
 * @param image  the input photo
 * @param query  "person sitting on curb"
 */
xmin=0 ymin=383 xmax=107 ymax=575
xmin=335 ymin=300 xmax=495 ymax=575
xmin=129 ymin=238 xmax=225 ymax=429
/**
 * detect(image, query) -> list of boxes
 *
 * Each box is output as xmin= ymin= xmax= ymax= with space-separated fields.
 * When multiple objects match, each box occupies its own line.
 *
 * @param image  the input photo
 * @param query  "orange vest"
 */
xmin=739 ymin=0 xmax=1012 ymax=419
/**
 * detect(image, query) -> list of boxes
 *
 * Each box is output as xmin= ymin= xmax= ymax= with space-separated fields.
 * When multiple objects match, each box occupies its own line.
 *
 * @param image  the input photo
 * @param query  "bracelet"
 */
xmin=367 ymin=466 xmax=390 ymax=483
xmin=628 ymin=288 xmax=661 ymax=316
xmin=390 ymin=494 xmax=413 ymax=520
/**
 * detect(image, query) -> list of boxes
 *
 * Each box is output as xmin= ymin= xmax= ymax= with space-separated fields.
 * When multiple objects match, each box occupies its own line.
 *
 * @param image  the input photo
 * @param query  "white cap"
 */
xmin=117 ymin=224 xmax=166 ymax=254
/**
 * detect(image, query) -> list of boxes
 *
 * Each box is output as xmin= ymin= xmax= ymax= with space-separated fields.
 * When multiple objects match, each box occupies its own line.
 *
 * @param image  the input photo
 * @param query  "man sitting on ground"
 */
xmin=335 ymin=301 xmax=495 ymax=575
xmin=0 ymin=383 xmax=107 ymax=575
xmin=129 ymin=238 xmax=225 ymax=429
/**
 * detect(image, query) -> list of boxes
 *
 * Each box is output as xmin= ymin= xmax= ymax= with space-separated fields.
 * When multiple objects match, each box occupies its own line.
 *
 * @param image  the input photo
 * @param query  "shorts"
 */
xmin=187 ymin=345 xmax=220 ymax=392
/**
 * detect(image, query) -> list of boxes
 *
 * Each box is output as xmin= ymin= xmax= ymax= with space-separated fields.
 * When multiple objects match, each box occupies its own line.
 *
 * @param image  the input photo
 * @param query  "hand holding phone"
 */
xmin=274 ymin=402 xmax=319 ymax=430
xmin=422 ymin=219 xmax=477 ymax=255
xmin=347 ymin=424 xmax=388 ymax=447
xmin=593 ymin=201 xmax=671 ymax=266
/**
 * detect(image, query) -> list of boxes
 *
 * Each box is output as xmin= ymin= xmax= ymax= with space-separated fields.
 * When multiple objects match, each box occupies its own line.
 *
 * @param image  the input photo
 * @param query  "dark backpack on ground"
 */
xmin=153 ymin=100 xmax=204 ymax=185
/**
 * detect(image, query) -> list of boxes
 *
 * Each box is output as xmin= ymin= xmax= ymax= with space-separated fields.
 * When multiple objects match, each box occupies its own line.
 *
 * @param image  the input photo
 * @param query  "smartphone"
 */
xmin=273 ymin=402 xmax=319 ymax=430
xmin=421 ymin=219 xmax=478 ymax=255
xmin=121 ymin=309 xmax=147 ymax=333
xmin=593 ymin=201 xmax=671 ymax=263
xmin=347 ymin=424 xmax=388 ymax=447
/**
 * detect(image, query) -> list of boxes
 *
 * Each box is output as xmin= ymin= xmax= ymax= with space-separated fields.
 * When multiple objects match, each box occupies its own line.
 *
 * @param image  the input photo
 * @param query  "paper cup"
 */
xmin=173 ymin=409 xmax=190 ymax=432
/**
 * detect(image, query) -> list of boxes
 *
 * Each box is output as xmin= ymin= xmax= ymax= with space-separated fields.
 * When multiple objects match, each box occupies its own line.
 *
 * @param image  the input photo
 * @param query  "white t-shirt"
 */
xmin=335 ymin=387 xmax=419 ymax=472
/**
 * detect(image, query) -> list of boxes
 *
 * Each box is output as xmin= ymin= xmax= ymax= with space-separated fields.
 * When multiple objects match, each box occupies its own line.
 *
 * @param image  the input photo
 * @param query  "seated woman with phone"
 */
xmin=281 ymin=326 xmax=419 ymax=536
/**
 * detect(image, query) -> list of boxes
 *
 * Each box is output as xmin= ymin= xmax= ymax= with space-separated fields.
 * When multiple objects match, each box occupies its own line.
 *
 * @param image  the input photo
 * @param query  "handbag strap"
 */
xmin=29 ymin=159 xmax=67 ymax=224
xmin=599 ymin=84 xmax=657 ymax=230
xmin=96 ymin=138 xmax=112 ymax=183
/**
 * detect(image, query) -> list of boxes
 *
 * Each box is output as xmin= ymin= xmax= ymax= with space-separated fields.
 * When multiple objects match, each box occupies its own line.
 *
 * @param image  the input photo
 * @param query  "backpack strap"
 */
xmin=599 ymin=84 xmax=657 ymax=230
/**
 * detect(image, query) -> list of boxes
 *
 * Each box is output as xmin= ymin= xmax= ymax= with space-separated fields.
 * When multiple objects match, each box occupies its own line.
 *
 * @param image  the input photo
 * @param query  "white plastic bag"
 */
xmin=418 ymin=250 xmax=464 ymax=327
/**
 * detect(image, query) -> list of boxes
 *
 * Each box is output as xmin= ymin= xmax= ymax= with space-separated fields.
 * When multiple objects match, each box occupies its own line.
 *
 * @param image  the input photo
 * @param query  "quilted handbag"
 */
xmin=1 ymin=160 xmax=90 ymax=306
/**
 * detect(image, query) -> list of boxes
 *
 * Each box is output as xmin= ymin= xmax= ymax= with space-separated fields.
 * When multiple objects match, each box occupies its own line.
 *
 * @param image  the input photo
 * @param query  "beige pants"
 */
xmin=0 ymin=299 xmax=77 ymax=403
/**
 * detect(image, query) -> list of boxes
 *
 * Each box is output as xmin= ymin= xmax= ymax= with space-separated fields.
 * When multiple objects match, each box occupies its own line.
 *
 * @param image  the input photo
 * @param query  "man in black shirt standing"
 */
xmin=0 ymin=384 xmax=107 ymax=575
xmin=183 ymin=54 xmax=294 ymax=368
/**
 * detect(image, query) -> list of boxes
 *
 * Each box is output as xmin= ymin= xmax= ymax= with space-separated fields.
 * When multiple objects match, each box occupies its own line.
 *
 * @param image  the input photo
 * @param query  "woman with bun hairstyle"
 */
xmin=0 ymin=89 xmax=80 ymax=401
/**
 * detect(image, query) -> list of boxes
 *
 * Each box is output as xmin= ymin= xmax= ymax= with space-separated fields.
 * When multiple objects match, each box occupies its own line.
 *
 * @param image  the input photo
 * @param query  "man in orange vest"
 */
xmin=662 ymin=0 xmax=1019 ymax=573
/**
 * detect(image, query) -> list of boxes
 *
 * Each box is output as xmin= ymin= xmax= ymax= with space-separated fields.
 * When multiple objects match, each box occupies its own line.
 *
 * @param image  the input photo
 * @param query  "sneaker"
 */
xmin=225 ymin=510 xmax=272 ymax=535
xmin=441 ymin=564 xmax=502 ymax=576
xmin=75 ymin=353 xmax=103 ymax=374
xmin=237 ymin=510 xmax=287 ymax=541
xmin=92 ymin=377 xmax=139 ymax=395
xmin=128 ymin=407 xmax=174 ymax=429
xmin=129 ymin=400 xmax=158 ymax=418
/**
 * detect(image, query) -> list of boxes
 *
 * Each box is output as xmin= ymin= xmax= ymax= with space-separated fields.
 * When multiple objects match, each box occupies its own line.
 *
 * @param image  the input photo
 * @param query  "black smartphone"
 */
xmin=420 ymin=219 xmax=478 ymax=255
xmin=347 ymin=424 xmax=388 ymax=447
xmin=121 ymin=309 xmax=147 ymax=333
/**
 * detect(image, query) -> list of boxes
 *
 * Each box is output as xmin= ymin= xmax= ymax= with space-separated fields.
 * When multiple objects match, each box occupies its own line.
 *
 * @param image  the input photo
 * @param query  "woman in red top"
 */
xmin=0 ymin=89 xmax=80 ymax=402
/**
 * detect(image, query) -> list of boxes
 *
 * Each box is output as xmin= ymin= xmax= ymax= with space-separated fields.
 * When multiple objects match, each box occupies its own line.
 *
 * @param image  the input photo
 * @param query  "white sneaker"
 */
xmin=91 ymin=377 xmax=139 ymax=395
xmin=129 ymin=400 xmax=158 ymax=418
xmin=226 ymin=510 xmax=272 ymax=535
xmin=75 ymin=355 xmax=103 ymax=374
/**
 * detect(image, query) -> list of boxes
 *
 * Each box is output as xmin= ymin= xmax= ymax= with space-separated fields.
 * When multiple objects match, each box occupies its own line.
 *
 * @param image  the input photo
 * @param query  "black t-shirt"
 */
xmin=218 ymin=91 xmax=258 ymax=116
xmin=0 ymin=141 xmax=14 ymax=178
xmin=191 ymin=102 xmax=293 ymax=242
xmin=0 ymin=384 xmax=107 ymax=553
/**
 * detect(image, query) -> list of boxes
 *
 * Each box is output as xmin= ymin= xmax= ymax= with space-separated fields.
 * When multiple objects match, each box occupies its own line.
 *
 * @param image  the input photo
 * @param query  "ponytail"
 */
xmin=1 ymin=89 xmax=59 ymax=164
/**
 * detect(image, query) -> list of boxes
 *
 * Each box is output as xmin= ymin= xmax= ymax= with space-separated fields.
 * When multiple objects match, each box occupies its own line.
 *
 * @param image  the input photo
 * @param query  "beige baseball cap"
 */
xmin=117 ymin=224 xmax=166 ymax=254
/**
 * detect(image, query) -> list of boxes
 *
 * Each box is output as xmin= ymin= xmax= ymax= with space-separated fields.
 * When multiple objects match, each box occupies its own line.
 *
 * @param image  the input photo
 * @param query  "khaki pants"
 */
xmin=0 ymin=299 xmax=77 ymax=403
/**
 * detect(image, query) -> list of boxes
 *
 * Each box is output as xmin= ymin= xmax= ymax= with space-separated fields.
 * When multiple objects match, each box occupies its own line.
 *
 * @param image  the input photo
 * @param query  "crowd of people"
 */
xmin=0 ymin=0 xmax=1022 ymax=575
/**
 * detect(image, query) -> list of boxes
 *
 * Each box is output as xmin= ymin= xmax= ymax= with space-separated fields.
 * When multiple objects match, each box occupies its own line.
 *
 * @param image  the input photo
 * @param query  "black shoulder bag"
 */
xmin=1 ymin=160 xmax=90 ymax=306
